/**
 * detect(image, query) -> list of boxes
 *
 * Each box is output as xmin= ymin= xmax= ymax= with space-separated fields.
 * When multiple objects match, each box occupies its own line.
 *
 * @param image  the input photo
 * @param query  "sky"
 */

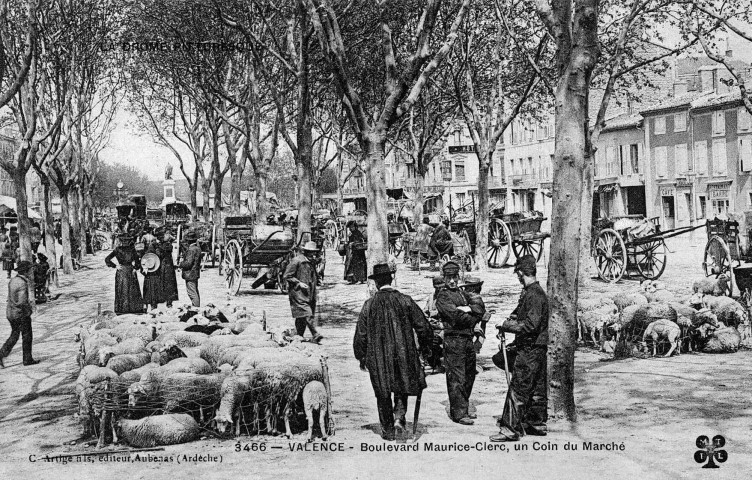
xmin=98 ymin=26 xmax=752 ymax=182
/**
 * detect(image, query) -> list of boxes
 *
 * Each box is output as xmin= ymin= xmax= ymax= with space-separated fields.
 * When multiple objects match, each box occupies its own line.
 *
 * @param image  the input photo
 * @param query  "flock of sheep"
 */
xmin=578 ymin=276 xmax=750 ymax=357
xmin=74 ymin=305 xmax=332 ymax=448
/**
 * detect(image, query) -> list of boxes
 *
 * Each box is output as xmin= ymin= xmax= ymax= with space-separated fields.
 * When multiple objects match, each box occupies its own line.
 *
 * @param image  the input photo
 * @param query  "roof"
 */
xmin=601 ymin=113 xmax=643 ymax=133
xmin=690 ymin=91 xmax=749 ymax=112
xmin=0 ymin=195 xmax=42 ymax=219
xmin=639 ymin=92 xmax=710 ymax=115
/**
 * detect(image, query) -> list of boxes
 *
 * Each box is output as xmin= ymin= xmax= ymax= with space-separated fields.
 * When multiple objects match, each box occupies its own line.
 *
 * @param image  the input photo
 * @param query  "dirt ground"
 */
xmin=1 ymin=234 xmax=751 ymax=479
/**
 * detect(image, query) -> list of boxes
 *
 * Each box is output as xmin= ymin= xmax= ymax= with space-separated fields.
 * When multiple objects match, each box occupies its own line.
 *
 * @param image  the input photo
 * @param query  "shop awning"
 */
xmin=387 ymin=188 xmax=408 ymax=200
xmin=0 ymin=195 xmax=42 ymax=220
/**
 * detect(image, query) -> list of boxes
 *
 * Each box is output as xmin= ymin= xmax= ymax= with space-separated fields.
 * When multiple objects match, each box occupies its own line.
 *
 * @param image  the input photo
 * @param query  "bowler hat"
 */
xmin=16 ymin=260 xmax=32 ymax=273
xmin=442 ymin=260 xmax=460 ymax=275
xmin=514 ymin=255 xmax=537 ymax=276
xmin=368 ymin=263 xmax=393 ymax=280
xmin=301 ymin=241 xmax=320 ymax=252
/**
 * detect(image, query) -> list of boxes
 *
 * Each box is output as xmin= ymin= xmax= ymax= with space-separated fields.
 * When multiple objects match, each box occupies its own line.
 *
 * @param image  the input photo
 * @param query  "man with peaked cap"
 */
xmin=353 ymin=263 xmax=433 ymax=440
xmin=283 ymin=241 xmax=323 ymax=343
xmin=179 ymin=231 xmax=202 ymax=307
xmin=490 ymin=254 xmax=549 ymax=442
xmin=1 ymin=260 xmax=39 ymax=367
xmin=436 ymin=260 xmax=486 ymax=425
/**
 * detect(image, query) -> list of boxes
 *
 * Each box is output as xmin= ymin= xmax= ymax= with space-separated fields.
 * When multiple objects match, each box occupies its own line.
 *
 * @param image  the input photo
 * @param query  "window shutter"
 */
xmin=740 ymin=138 xmax=752 ymax=172
xmin=655 ymin=147 xmax=667 ymax=177
xmin=713 ymin=139 xmax=727 ymax=176
xmin=694 ymin=141 xmax=707 ymax=174
xmin=675 ymin=144 xmax=688 ymax=174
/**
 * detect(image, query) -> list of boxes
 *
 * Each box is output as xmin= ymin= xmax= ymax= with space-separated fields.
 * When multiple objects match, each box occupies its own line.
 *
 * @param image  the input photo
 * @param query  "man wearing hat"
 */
xmin=353 ymin=263 xmax=433 ymax=440
xmin=490 ymin=254 xmax=549 ymax=442
xmin=179 ymin=231 xmax=202 ymax=307
xmin=0 ymin=260 xmax=38 ymax=367
xmin=436 ymin=260 xmax=486 ymax=425
xmin=283 ymin=241 xmax=323 ymax=343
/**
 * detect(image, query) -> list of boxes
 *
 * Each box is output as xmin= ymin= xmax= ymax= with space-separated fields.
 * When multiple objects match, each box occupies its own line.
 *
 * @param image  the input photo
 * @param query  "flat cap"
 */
xmin=442 ymin=260 xmax=460 ymax=275
xmin=514 ymin=255 xmax=537 ymax=276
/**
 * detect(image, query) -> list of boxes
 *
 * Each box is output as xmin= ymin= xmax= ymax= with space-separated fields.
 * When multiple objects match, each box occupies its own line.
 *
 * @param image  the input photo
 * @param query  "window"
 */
xmin=527 ymin=157 xmax=533 ymax=176
xmin=630 ymin=144 xmax=640 ymax=174
xmin=698 ymin=195 xmax=706 ymax=219
xmin=509 ymin=159 xmax=515 ymax=177
xmin=712 ymin=111 xmax=726 ymax=136
xmin=606 ymin=146 xmax=616 ymax=175
xmin=549 ymin=118 xmax=555 ymax=138
xmin=456 ymin=192 xmax=466 ymax=205
xmin=740 ymin=137 xmax=752 ymax=173
xmin=748 ymin=192 xmax=752 ymax=208
xmin=654 ymin=116 xmax=666 ymax=135
xmin=712 ymin=199 xmax=729 ymax=216
xmin=695 ymin=141 xmax=708 ymax=175
xmin=675 ymin=144 xmax=688 ymax=174
xmin=712 ymin=139 xmax=727 ymax=176
xmin=454 ymin=159 xmax=465 ymax=181
xmin=548 ymin=154 xmax=554 ymax=180
xmin=739 ymin=107 xmax=752 ymax=132
xmin=655 ymin=146 xmax=667 ymax=177
xmin=619 ymin=146 xmax=627 ymax=175
xmin=674 ymin=112 xmax=687 ymax=132
xmin=594 ymin=150 xmax=601 ymax=178
xmin=454 ymin=129 xmax=461 ymax=145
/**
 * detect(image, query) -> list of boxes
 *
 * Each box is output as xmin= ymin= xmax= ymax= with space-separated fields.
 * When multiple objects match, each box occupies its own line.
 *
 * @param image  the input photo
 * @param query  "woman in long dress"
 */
xmin=159 ymin=233 xmax=179 ymax=307
xmin=105 ymin=235 xmax=145 ymax=314
xmin=344 ymin=221 xmax=367 ymax=284
xmin=141 ymin=240 xmax=164 ymax=311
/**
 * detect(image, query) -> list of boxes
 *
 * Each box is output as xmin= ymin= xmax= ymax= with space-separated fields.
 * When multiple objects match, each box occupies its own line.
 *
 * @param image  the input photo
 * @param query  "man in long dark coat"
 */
xmin=179 ymin=232 xmax=201 ymax=307
xmin=283 ymin=241 xmax=323 ymax=343
xmin=159 ymin=232 xmax=178 ymax=307
xmin=491 ymin=254 xmax=549 ymax=442
xmin=436 ymin=261 xmax=486 ymax=425
xmin=429 ymin=218 xmax=453 ymax=258
xmin=353 ymin=263 xmax=433 ymax=440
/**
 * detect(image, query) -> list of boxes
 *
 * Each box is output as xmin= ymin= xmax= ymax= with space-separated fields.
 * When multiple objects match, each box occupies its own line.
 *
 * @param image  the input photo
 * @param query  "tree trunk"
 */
xmin=475 ymin=149 xmax=491 ymax=272
xmin=201 ymin=180 xmax=211 ymax=222
xmin=190 ymin=171 xmax=198 ymax=221
xmin=213 ymin=174 xmax=223 ymax=230
xmin=12 ymin=169 xmax=35 ymax=307
xmin=69 ymin=188 xmax=82 ymax=262
xmin=256 ymin=165 xmax=269 ymax=224
xmin=364 ymin=134 xmax=389 ymax=270
xmin=547 ymin=69 xmax=591 ymax=423
xmin=296 ymin=156 xmax=312 ymax=243
xmin=229 ymin=163 xmax=242 ymax=215
xmin=58 ymin=188 xmax=75 ymax=274
xmin=41 ymin=180 xmax=58 ymax=288
xmin=412 ymin=169 xmax=425 ymax=227
xmin=578 ymin=161 xmax=596 ymax=287
xmin=77 ymin=184 xmax=88 ymax=255
xmin=295 ymin=3 xmax=312 ymax=244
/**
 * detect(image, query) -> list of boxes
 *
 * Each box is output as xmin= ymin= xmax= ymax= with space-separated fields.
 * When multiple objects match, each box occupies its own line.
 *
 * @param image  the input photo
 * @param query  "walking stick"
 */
xmin=498 ymin=329 xmax=512 ymax=386
xmin=412 ymin=390 xmax=422 ymax=437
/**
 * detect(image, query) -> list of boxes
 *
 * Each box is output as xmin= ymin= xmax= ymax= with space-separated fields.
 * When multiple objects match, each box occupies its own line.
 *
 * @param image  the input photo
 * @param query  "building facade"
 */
xmin=0 ymin=130 xmax=43 ymax=211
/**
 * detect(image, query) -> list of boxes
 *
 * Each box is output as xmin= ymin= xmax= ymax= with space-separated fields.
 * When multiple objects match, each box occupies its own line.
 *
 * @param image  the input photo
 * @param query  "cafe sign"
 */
xmin=708 ymin=183 xmax=730 ymax=199
xmin=659 ymin=186 xmax=675 ymax=197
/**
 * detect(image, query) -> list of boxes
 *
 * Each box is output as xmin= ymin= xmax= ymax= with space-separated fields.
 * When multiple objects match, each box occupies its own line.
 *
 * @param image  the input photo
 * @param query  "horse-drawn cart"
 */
xmin=221 ymin=216 xmax=326 ymax=296
xmin=176 ymin=221 xmax=219 ymax=268
xmin=485 ymin=211 xmax=551 ymax=268
xmin=591 ymin=215 xmax=704 ymax=283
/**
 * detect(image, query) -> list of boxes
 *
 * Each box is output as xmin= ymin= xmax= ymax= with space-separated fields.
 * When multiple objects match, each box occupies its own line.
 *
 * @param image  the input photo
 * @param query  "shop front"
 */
xmin=707 ymin=182 xmax=732 ymax=218
xmin=659 ymin=184 xmax=676 ymax=230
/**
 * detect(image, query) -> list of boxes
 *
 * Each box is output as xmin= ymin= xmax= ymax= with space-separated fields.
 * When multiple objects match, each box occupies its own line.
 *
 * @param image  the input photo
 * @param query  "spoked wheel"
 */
xmin=389 ymin=236 xmax=404 ymax=258
xmin=634 ymin=239 xmax=667 ymax=280
xmin=511 ymin=238 xmax=545 ymax=262
xmin=223 ymin=239 xmax=243 ymax=296
xmin=487 ymin=219 xmax=511 ymax=268
xmin=594 ymin=228 xmax=627 ymax=283
xmin=704 ymin=235 xmax=733 ymax=296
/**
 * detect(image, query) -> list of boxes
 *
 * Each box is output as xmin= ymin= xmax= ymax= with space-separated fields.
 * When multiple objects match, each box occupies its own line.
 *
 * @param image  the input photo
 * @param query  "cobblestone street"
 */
xmin=1 ymin=236 xmax=751 ymax=479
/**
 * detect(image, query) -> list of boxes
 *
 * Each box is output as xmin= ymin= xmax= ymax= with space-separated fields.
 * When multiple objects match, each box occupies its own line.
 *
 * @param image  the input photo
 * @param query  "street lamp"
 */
xmin=113 ymin=180 xmax=128 ymax=207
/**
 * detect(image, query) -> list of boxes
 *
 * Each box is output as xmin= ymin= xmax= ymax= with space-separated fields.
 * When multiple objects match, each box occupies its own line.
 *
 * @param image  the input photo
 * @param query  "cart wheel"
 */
xmin=634 ymin=239 xmax=667 ymax=280
xmin=224 ymin=239 xmax=243 ymax=296
xmin=704 ymin=235 xmax=733 ymax=296
xmin=487 ymin=219 xmax=511 ymax=268
xmin=593 ymin=228 xmax=627 ymax=283
xmin=511 ymin=239 xmax=545 ymax=262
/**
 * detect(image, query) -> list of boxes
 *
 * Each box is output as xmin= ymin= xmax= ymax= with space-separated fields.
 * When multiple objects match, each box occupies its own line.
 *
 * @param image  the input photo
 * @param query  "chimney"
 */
xmin=725 ymin=49 xmax=733 ymax=58
xmin=673 ymin=80 xmax=688 ymax=96
xmin=699 ymin=66 xmax=717 ymax=93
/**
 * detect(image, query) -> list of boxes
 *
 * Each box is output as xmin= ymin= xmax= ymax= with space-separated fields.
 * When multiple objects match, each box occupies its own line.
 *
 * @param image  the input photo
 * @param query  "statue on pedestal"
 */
xmin=165 ymin=163 xmax=173 ymax=180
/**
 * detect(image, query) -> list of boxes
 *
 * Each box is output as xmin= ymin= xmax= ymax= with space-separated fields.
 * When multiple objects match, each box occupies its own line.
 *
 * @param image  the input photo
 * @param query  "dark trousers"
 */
xmin=0 ymin=316 xmax=33 ymax=364
xmin=375 ymin=392 xmax=408 ymax=435
xmin=444 ymin=335 xmax=476 ymax=420
xmin=295 ymin=316 xmax=319 ymax=337
xmin=185 ymin=280 xmax=200 ymax=307
xmin=501 ymin=345 xmax=547 ymax=432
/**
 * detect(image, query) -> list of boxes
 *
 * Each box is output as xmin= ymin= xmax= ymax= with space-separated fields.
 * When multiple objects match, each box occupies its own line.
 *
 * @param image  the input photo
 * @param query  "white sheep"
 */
xmin=98 ymin=337 xmax=148 ymax=366
xmin=642 ymin=319 xmax=681 ymax=357
xmin=117 ymin=414 xmax=201 ymax=447
xmin=127 ymin=357 xmax=214 ymax=408
xmin=701 ymin=326 xmax=742 ymax=353
xmin=156 ymin=330 xmax=210 ymax=348
xmin=692 ymin=275 xmax=729 ymax=296
xmin=110 ymin=324 xmax=157 ymax=344
xmin=702 ymin=295 xmax=747 ymax=328
xmin=299 ymin=381 xmax=329 ymax=443
xmin=77 ymin=328 xmax=118 ymax=367
xmin=214 ymin=373 xmax=254 ymax=436
xmin=612 ymin=292 xmax=648 ymax=312
xmin=150 ymin=372 xmax=227 ymax=422
xmin=105 ymin=352 xmax=153 ymax=375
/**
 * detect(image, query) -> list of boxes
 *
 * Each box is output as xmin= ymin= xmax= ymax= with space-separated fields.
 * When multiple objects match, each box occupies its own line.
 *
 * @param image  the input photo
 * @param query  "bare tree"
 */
xmin=0 ymin=0 xmax=37 ymax=110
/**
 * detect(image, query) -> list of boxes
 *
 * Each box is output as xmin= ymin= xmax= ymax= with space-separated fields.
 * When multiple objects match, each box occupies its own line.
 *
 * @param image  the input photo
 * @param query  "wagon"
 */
xmin=591 ymin=215 xmax=704 ymax=283
xmin=701 ymin=217 xmax=752 ymax=297
xmin=221 ymin=216 xmax=326 ymax=296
